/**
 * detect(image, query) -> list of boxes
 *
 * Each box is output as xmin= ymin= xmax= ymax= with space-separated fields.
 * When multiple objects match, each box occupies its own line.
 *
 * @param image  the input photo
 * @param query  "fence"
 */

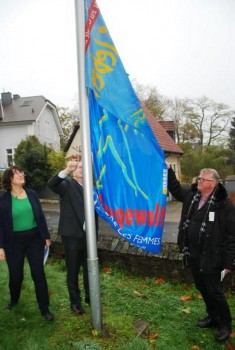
xmin=37 ymin=186 xmax=59 ymax=200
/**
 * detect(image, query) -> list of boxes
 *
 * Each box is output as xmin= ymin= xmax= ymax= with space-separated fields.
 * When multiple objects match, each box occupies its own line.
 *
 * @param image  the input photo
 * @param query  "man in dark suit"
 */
xmin=48 ymin=160 xmax=98 ymax=315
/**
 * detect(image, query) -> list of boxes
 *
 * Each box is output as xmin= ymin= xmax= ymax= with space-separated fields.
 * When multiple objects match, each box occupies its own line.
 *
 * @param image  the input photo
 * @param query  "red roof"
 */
xmin=142 ymin=105 xmax=183 ymax=155
xmin=159 ymin=120 xmax=175 ymax=131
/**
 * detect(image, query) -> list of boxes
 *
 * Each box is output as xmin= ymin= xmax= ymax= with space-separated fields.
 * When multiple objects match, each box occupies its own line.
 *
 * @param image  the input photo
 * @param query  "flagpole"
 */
xmin=74 ymin=0 xmax=102 ymax=330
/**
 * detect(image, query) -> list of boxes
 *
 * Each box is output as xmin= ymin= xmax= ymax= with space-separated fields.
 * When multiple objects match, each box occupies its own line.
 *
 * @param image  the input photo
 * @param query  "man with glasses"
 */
xmin=167 ymin=165 xmax=235 ymax=342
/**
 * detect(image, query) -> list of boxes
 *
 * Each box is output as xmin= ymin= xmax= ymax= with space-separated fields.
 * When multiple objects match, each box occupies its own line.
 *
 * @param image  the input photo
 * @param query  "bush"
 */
xmin=14 ymin=136 xmax=53 ymax=192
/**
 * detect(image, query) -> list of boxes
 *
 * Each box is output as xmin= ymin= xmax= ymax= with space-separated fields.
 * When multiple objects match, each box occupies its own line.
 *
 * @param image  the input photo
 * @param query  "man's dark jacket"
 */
xmin=48 ymin=174 xmax=98 ymax=240
xmin=0 ymin=189 xmax=50 ymax=251
xmin=168 ymin=167 xmax=235 ymax=272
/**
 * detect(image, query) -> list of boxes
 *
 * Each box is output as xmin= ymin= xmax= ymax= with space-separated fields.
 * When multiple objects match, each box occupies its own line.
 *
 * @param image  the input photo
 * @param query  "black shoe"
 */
xmin=196 ymin=316 xmax=218 ymax=328
xmin=5 ymin=301 xmax=17 ymax=311
xmin=215 ymin=327 xmax=231 ymax=342
xmin=71 ymin=304 xmax=84 ymax=315
xmin=42 ymin=311 xmax=54 ymax=321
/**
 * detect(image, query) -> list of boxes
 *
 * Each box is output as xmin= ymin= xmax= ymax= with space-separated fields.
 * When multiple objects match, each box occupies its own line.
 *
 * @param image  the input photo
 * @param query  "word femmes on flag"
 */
xmin=84 ymin=0 xmax=167 ymax=254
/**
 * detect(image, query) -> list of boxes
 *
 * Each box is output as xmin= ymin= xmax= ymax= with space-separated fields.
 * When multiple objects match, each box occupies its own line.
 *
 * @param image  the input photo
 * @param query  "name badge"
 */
xmin=209 ymin=212 xmax=215 ymax=221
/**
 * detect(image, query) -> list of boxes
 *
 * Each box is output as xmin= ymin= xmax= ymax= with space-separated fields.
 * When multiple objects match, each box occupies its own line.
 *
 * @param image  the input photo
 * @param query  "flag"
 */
xmin=85 ymin=0 xmax=167 ymax=254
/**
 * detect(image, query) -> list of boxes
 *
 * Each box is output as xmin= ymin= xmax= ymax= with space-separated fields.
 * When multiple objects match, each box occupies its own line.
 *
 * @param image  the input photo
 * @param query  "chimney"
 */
xmin=1 ymin=92 xmax=12 ymax=106
xmin=13 ymin=94 xmax=20 ymax=100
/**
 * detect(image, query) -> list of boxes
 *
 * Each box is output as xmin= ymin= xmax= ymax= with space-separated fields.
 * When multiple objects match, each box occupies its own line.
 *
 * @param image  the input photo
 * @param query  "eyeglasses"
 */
xmin=13 ymin=171 xmax=25 ymax=177
xmin=197 ymin=177 xmax=214 ymax=183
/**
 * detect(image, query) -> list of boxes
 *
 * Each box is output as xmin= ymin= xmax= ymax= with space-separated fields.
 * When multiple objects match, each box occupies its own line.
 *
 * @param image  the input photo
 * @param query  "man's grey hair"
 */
xmin=200 ymin=168 xmax=220 ymax=183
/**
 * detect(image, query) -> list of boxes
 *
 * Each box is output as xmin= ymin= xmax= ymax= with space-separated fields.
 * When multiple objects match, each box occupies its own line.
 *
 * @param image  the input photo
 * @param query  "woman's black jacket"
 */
xmin=0 ymin=189 xmax=50 ymax=251
xmin=168 ymin=167 xmax=235 ymax=272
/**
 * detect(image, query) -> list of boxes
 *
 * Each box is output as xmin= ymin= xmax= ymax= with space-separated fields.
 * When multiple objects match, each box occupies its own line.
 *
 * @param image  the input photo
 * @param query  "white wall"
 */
xmin=66 ymin=129 xmax=82 ymax=159
xmin=36 ymin=108 xmax=60 ymax=151
xmin=0 ymin=107 xmax=61 ymax=168
xmin=0 ymin=124 xmax=29 ymax=167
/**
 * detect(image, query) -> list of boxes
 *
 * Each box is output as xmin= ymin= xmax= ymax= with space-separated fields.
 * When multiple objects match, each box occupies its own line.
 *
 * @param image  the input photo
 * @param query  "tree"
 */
xmin=178 ymin=122 xmax=200 ymax=143
xmin=185 ymin=96 xmax=234 ymax=146
xmin=180 ymin=150 xmax=202 ymax=183
xmin=57 ymin=106 xmax=80 ymax=149
xmin=229 ymin=117 xmax=235 ymax=150
xmin=132 ymin=80 xmax=166 ymax=119
xmin=165 ymin=98 xmax=200 ymax=143
xmin=47 ymin=149 xmax=66 ymax=174
xmin=180 ymin=145 xmax=234 ymax=183
xmin=132 ymin=81 xmax=234 ymax=148
xmin=14 ymin=136 xmax=52 ymax=191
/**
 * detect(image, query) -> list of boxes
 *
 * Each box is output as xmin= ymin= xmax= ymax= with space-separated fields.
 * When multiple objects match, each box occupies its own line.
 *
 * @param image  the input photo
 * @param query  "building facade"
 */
xmin=0 ymin=92 xmax=63 ymax=168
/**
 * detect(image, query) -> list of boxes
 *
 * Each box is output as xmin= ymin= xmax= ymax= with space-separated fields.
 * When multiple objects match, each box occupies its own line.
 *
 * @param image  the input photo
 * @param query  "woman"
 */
xmin=0 ymin=166 xmax=53 ymax=321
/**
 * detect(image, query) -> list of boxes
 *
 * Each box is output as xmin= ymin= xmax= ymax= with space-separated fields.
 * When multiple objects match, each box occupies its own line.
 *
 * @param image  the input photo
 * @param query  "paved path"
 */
xmin=42 ymin=200 xmax=182 ymax=243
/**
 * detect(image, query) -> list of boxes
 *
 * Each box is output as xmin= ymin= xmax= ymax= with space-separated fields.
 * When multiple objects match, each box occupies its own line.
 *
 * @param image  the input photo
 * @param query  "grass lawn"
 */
xmin=0 ymin=258 xmax=235 ymax=350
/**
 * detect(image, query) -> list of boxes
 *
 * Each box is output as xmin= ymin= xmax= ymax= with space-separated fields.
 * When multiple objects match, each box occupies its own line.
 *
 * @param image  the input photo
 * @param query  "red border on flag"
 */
xmin=85 ymin=0 xmax=100 ymax=52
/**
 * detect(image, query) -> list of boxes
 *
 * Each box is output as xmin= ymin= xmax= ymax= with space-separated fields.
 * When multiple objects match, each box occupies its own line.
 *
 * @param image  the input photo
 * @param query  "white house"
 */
xmin=0 ymin=92 xmax=63 ymax=168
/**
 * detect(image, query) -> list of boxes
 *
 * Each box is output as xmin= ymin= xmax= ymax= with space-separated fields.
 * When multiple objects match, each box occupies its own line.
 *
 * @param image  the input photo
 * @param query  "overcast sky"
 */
xmin=0 ymin=0 xmax=235 ymax=110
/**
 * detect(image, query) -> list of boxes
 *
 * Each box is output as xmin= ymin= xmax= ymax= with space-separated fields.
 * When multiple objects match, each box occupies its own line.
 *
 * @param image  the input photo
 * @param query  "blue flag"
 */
xmin=85 ymin=0 xmax=167 ymax=254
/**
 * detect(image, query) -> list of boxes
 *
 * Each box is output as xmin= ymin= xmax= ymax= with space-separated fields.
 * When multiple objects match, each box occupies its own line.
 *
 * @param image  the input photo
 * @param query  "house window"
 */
xmin=20 ymin=100 xmax=32 ymax=107
xmin=6 ymin=148 xmax=15 ymax=167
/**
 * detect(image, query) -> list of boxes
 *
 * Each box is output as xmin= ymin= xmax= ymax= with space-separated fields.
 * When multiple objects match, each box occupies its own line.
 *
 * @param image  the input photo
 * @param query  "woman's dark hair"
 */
xmin=1 ymin=166 xmax=23 ymax=191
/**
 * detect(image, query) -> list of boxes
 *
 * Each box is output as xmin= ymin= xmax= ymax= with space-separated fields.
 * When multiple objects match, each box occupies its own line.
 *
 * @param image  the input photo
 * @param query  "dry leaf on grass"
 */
xmin=103 ymin=267 xmax=112 ymax=273
xmin=133 ymin=290 xmax=143 ymax=297
xmin=149 ymin=332 xmax=159 ymax=340
xmin=182 ymin=308 xmax=191 ymax=314
xmin=154 ymin=278 xmax=165 ymax=285
xmin=180 ymin=294 xmax=193 ymax=301
xmin=191 ymin=345 xmax=200 ymax=350
xmin=225 ymin=340 xmax=235 ymax=349
xmin=91 ymin=329 xmax=99 ymax=337
xmin=133 ymin=290 xmax=149 ymax=300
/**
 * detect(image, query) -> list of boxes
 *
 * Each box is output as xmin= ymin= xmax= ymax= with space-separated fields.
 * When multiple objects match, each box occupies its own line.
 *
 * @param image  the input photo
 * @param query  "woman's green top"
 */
xmin=11 ymin=195 xmax=37 ymax=232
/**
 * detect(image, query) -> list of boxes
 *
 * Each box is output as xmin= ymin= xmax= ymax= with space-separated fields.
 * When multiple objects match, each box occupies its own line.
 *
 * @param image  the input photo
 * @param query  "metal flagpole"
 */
xmin=74 ymin=0 xmax=102 ymax=330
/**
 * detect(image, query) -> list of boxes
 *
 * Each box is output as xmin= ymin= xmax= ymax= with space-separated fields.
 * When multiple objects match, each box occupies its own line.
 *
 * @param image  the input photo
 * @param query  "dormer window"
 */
xmin=20 ymin=100 xmax=32 ymax=107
